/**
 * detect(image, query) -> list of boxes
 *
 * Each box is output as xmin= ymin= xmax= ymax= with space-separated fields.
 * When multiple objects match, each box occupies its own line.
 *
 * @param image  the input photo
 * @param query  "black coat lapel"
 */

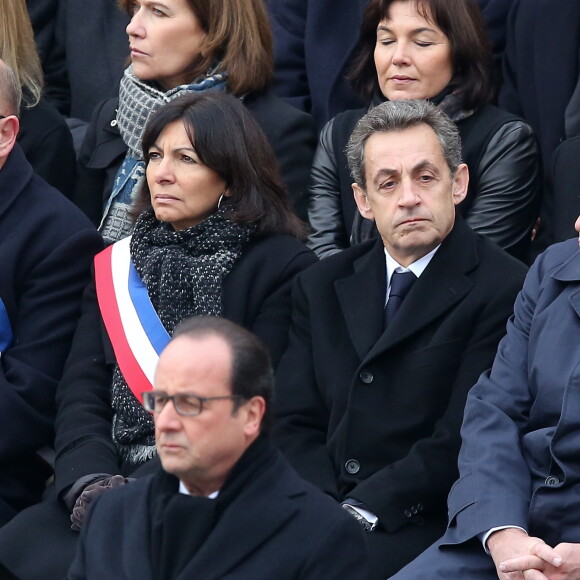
xmin=335 ymin=241 xmax=386 ymax=360
xmin=176 ymin=456 xmax=302 ymax=579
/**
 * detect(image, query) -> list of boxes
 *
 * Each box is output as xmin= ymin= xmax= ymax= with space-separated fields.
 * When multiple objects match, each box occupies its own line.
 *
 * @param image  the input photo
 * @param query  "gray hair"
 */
xmin=0 ymin=60 xmax=22 ymax=115
xmin=346 ymin=100 xmax=462 ymax=190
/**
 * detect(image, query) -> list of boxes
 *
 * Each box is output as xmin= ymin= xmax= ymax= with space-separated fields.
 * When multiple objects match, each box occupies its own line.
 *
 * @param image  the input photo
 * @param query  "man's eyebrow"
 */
xmin=372 ymin=167 xmax=398 ymax=186
xmin=412 ymin=160 xmax=441 ymax=174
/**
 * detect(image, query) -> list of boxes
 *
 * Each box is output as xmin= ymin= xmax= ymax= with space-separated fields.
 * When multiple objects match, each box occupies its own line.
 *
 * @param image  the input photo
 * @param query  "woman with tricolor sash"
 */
xmin=0 ymin=92 xmax=316 ymax=580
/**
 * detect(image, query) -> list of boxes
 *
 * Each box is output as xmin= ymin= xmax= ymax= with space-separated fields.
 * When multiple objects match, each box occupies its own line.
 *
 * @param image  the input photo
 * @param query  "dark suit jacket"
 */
xmin=19 ymin=98 xmax=76 ymax=198
xmin=499 ymin=0 xmax=580 ymax=167
xmin=74 ymin=91 xmax=316 ymax=224
xmin=0 ymin=144 xmax=102 ymax=524
xmin=67 ymin=453 xmax=368 ymax=580
xmin=42 ymin=0 xmax=129 ymax=121
xmin=273 ymin=217 xmax=526 ymax=577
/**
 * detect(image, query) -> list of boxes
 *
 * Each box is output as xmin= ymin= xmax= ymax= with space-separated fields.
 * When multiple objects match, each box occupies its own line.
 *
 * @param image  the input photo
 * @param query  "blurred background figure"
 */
xmin=34 ymin=0 xmax=129 ymax=152
xmin=499 ymin=0 xmax=580 ymax=248
xmin=7 ymin=0 xmax=76 ymax=197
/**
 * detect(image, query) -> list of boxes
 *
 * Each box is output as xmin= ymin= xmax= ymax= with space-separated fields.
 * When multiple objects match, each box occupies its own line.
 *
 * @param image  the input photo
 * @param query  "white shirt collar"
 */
xmin=179 ymin=480 xmax=219 ymax=499
xmin=384 ymin=245 xmax=440 ymax=293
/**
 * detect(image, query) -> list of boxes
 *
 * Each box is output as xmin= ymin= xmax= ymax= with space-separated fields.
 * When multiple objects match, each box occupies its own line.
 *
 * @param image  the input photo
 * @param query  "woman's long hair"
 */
xmin=138 ymin=92 xmax=304 ymax=239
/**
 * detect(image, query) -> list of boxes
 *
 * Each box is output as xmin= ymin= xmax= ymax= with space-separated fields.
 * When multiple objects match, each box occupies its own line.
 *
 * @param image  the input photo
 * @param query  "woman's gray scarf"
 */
xmin=100 ymin=65 xmax=228 ymax=243
xmin=111 ymin=208 xmax=254 ymax=464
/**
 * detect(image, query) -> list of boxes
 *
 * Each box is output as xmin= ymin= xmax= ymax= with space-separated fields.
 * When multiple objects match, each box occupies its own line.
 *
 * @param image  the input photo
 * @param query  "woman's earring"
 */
xmin=217 ymin=194 xmax=224 ymax=210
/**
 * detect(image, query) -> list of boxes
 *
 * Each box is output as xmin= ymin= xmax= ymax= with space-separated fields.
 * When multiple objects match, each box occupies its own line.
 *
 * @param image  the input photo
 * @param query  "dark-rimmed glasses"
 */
xmin=143 ymin=391 xmax=242 ymax=416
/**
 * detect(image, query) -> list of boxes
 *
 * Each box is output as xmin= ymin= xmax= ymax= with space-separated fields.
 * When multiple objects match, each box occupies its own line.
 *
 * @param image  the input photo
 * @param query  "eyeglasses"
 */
xmin=143 ymin=391 xmax=242 ymax=416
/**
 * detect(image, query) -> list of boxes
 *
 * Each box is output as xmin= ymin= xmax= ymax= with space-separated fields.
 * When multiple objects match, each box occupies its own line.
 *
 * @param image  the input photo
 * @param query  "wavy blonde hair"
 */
xmin=0 ymin=0 xmax=43 ymax=108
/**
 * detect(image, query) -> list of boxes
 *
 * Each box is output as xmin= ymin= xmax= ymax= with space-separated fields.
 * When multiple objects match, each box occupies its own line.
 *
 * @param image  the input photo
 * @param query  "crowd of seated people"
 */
xmin=0 ymin=0 xmax=576 ymax=578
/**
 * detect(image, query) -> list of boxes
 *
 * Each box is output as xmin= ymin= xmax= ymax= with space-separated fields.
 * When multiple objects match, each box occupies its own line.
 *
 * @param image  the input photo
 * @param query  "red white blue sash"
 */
xmin=94 ymin=236 xmax=170 ymax=403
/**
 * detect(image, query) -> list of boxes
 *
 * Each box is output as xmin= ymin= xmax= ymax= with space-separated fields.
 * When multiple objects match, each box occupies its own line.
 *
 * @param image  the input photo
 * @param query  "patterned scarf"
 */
xmin=111 ymin=208 xmax=255 ymax=465
xmin=100 ymin=65 xmax=228 ymax=243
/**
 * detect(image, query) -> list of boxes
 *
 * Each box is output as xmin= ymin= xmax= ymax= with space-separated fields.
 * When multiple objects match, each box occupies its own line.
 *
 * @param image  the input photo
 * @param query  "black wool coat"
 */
xmin=273 ymin=217 xmax=527 ymax=578
xmin=0 ymin=144 xmax=102 ymax=524
xmin=67 ymin=454 xmax=368 ymax=580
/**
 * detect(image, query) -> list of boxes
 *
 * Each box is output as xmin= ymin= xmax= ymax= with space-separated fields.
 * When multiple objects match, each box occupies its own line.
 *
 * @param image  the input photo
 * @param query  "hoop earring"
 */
xmin=217 ymin=194 xmax=224 ymax=210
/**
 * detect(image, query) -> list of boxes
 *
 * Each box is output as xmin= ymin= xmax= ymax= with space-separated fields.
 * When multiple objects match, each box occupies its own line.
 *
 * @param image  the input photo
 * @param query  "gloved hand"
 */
xmin=70 ymin=474 xmax=134 ymax=531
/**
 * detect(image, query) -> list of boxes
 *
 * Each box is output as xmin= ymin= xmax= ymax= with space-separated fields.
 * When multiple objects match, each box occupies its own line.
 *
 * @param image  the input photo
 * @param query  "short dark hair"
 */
xmin=173 ymin=316 xmax=274 ymax=434
xmin=346 ymin=99 xmax=462 ymax=190
xmin=119 ymin=0 xmax=273 ymax=95
xmin=349 ymin=0 xmax=494 ymax=109
xmin=138 ymin=91 xmax=303 ymax=239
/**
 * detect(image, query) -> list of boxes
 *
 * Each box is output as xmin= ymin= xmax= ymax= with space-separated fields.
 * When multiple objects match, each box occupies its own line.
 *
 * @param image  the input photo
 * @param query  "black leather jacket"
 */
xmin=307 ymin=105 xmax=542 ymax=262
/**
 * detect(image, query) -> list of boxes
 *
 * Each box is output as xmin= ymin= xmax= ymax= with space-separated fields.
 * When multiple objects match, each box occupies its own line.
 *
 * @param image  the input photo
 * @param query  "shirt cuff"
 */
xmin=342 ymin=498 xmax=379 ymax=525
xmin=479 ymin=526 xmax=528 ymax=554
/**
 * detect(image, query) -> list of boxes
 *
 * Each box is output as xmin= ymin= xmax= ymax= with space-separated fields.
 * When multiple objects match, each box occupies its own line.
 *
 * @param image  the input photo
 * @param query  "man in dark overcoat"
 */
xmin=273 ymin=99 xmax=527 ymax=579
xmin=67 ymin=317 xmax=368 ymax=580
xmin=0 ymin=60 xmax=102 ymax=525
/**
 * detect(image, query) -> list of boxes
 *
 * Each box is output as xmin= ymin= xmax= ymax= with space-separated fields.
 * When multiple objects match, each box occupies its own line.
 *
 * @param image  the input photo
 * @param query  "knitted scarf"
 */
xmin=100 ymin=65 xmax=228 ymax=243
xmin=111 ymin=208 xmax=254 ymax=465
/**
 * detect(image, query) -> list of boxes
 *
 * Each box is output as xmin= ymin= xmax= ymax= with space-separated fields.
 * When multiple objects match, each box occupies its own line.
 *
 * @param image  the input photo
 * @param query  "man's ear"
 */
xmin=353 ymin=183 xmax=374 ymax=220
xmin=242 ymin=396 xmax=266 ymax=438
xmin=0 ymin=116 xmax=19 ymax=160
xmin=451 ymin=163 xmax=469 ymax=206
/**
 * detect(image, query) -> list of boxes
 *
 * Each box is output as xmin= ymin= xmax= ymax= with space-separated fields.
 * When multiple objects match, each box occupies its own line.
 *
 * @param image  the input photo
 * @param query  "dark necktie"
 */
xmin=384 ymin=270 xmax=417 ymax=327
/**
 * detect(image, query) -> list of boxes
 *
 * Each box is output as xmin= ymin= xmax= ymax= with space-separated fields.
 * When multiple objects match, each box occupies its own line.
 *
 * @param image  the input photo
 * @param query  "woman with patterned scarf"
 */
xmin=307 ymin=0 xmax=542 ymax=263
xmin=74 ymin=0 xmax=316 ymax=242
xmin=0 ymin=92 xmax=317 ymax=580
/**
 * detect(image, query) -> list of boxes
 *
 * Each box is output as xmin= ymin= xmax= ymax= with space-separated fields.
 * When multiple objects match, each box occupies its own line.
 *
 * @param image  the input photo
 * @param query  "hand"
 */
xmin=487 ymin=528 xmax=561 ymax=580
xmin=499 ymin=543 xmax=580 ymax=580
xmin=70 ymin=474 xmax=134 ymax=532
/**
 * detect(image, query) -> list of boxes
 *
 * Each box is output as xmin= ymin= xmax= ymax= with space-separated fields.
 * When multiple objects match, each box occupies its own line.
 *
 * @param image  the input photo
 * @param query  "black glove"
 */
xmin=70 ymin=474 xmax=134 ymax=532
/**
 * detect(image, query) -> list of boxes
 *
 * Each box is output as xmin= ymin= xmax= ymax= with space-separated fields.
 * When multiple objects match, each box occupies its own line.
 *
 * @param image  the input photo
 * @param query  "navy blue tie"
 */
xmin=384 ymin=271 xmax=417 ymax=327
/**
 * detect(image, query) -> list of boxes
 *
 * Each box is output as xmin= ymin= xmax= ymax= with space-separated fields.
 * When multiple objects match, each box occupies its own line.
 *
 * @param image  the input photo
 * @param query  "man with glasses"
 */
xmin=67 ymin=316 xmax=368 ymax=579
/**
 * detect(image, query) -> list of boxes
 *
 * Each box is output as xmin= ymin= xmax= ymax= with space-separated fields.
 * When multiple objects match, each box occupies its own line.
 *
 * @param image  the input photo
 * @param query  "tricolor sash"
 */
xmin=94 ymin=236 xmax=170 ymax=403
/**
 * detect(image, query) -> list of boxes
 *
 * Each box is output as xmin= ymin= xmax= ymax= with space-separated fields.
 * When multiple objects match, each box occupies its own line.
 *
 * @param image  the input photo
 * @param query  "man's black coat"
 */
xmin=273 ymin=217 xmax=527 ymax=578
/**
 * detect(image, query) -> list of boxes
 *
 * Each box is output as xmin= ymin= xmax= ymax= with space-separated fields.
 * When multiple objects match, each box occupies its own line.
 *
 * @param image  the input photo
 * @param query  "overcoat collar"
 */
xmin=335 ymin=216 xmax=479 ymax=361
xmin=551 ymin=242 xmax=580 ymax=319
xmin=0 ymin=144 xmax=33 ymax=219
xmin=176 ymin=454 xmax=304 ymax=579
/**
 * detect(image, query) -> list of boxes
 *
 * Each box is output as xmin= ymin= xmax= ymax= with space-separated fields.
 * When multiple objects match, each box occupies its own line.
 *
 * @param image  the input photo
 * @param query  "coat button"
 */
xmin=110 ymin=119 xmax=118 ymax=127
xmin=345 ymin=459 xmax=360 ymax=474
xmin=359 ymin=369 xmax=374 ymax=384
xmin=404 ymin=509 xmax=412 ymax=518
xmin=411 ymin=506 xmax=418 ymax=515
xmin=545 ymin=475 xmax=560 ymax=487
xmin=417 ymin=503 xmax=424 ymax=512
